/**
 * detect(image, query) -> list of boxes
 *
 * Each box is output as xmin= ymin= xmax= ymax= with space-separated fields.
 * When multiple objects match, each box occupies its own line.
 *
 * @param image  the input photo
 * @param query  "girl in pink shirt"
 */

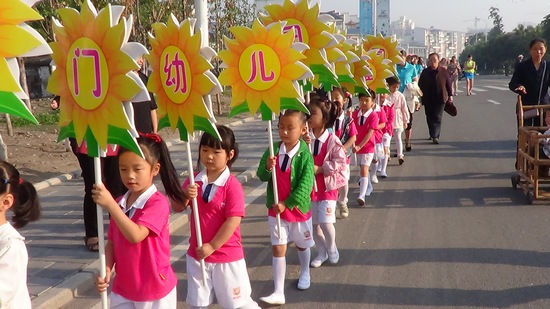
xmin=175 ymin=125 xmax=258 ymax=309
xmin=387 ymin=76 xmax=410 ymax=165
xmin=306 ymin=97 xmax=347 ymax=268
xmin=330 ymin=87 xmax=357 ymax=219
xmin=379 ymin=93 xmax=395 ymax=177
xmin=93 ymin=134 xmax=186 ymax=308
xmin=352 ymin=91 xmax=378 ymax=205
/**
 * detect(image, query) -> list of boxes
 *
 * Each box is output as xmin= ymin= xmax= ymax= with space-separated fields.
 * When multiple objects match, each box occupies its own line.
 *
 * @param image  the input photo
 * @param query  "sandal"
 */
xmin=84 ymin=236 xmax=99 ymax=252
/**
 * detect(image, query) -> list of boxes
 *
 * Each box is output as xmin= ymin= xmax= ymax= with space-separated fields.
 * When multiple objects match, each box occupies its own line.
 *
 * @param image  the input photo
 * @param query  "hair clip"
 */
xmin=139 ymin=132 xmax=162 ymax=143
xmin=0 ymin=178 xmax=7 ymax=185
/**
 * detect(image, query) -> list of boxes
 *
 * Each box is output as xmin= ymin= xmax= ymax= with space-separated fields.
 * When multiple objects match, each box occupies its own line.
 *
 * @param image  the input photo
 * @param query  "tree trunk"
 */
xmin=5 ymin=114 xmax=13 ymax=137
xmin=18 ymin=58 xmax=32 ymax=112
xmin=216 ymin=93 xmax=222 ymax=115
xmin=0 ymin=133 xmax=7 ymax=162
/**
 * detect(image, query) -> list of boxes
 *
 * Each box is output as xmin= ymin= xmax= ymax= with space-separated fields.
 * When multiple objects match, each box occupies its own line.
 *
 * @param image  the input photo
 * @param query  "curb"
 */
xmin=31 ymin=116 xmax=258 ymax=308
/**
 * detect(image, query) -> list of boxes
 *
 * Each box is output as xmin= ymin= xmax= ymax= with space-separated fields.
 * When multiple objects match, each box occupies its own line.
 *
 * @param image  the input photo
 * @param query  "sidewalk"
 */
xmin=25 ymin=116 xmax=268 ymax=308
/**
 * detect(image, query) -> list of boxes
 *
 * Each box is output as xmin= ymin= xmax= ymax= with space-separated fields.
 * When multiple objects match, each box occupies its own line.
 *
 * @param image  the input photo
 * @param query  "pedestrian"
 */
xmin=509 ymin=38 xmax=550 ymax=127
xmin=352 ymin=91 xmax=378 ymax=206
xmin=175 ymin=126 xmax=259 ymax=309
xmin=419 ymin=52 xmax=454 ymax=144
xmin=379 ymin=92 xmax=395 ymax=177
xmin=0 ymin=161 xmax=40 ymax=309
xmin=371 ymin=96 xmax=387 ymax=184
xmin=132 ymin=56 xmax=158 ymax=134
xmin=386 ymin=76 xmax=410 ymax=165
xmin=257 ymin=110 xmax=314 ymax=305
xmin=396 ymin=55 xmax=418 ymax=94
xmin=515 ymin=54 xmax=524 ymax=70
xmin=400 ymin=57 xmax=421 ymax=152
xmin=448 ymin=56 xmax=461 ymax=96
xmin=304 ymin=97 xmax=347 ymax=269
xmin=93 ymin=134 xmax=186 ymax=308
xmin=331 ymin=87 xmax=357 ymax=219
xmin=463 ymin=54 xmax=476 ymax=96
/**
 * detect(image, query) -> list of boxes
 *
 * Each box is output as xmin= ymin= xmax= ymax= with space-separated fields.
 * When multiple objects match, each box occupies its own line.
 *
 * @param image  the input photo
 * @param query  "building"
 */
xmin=390 ymin=16 xmax=466 ymax=59
xmin=359 ymin=0 xmax=390 ymax=36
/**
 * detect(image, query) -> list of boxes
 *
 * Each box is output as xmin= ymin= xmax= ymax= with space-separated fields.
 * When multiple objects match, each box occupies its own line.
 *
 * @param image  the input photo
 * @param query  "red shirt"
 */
xmin=353 ymin=109 xmax=378 ymax=154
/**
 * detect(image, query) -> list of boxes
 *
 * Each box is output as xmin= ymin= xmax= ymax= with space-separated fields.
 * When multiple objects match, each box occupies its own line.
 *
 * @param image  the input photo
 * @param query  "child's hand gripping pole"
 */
xmin=93 ymin=156 xmax=108 ymax=309
xmin=185 ymin=137 xmax=207 ymax=286
xmin=267 ymin=118 xmax=283 ymax=240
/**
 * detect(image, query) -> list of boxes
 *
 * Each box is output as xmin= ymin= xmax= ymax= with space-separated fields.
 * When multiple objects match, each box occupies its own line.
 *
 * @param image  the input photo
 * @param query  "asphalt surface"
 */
xmin=30 ymin=75 xmax=550 ymax=308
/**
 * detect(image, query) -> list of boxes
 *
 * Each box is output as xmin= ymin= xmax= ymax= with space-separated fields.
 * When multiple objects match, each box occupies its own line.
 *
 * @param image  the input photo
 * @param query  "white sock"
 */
xmin=380 ymin=155 xmax=388 ymax=175
xmin=312 ymin=224 xmax=326 ymax=258
xmin=372 ymin=161 xmax=379 ymax=174
xmin=359 ymin=176 xmax=369 ymax=198
xmin=337 ymin=184 xmax=349 ymax=205
xmin=272 ymin=256 xmax=286 ymax=295
xmin=321 ymin=223 xmax=336 ymax=253
xmin=297 ymin=248 xmax=311 ymax=280
xmin=366 ymin=176 xmax=373 ymax=196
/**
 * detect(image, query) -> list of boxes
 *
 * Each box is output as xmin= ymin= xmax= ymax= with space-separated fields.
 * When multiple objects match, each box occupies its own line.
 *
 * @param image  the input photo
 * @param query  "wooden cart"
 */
xmin=512 ymin=96 xmax=550 ymax=204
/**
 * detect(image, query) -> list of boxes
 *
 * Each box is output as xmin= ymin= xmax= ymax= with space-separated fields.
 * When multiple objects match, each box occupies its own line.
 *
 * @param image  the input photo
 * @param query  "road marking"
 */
xmin=487 ymin=99 xmax=501 ymax=105
xmin=485 ymin=85 xmax=509 ymax=91
xmin=471 ymin=87 xmax=488 ymax=92
xmin=245 ymin=183 xmax=267 ymax=205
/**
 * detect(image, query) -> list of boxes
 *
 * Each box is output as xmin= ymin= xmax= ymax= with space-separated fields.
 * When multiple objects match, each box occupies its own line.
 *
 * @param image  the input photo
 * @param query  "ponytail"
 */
xmin=0 ymin=161 xmax=40 ymax=228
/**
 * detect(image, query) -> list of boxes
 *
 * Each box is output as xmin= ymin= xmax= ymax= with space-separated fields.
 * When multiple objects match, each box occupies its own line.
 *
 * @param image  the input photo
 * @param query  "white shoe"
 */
xmin=310 ymin=254 xmax=328 ymax=268
xmin=371 ymin=175 xmax=379 ymax=184
xmin=297 ymin=275 xmax=311 ymax=290
xmin=356 ymin=197 xmax=365 ymax=206
xmin=339 ymin=203 xmax=349 ymax=218
xmin=366 ymin=186 xmax=373 ymax=197
xmin=259 ymin=293 xmax=285 ymax=305
xmin=328 ymin=249 xmax=340 ymax=264
xmin=380 ymin=171 xmax=388 ymax=178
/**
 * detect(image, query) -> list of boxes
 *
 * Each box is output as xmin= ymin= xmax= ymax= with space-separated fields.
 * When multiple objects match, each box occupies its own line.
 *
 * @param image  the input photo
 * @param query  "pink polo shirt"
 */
xmin=108 ymin=185 xmax=176 ymax=301
xmin=382 ymin=100 xmax=395 ymax=135
xmin=353 ymin=109 xmax=378 ymax=154
xmin=184 ymin=168 xmax=245 ymax=263
xmin=311 ymin=130 xmax=339 ymax=202
xmin=373 ymin=106 xmax=387 ymax=143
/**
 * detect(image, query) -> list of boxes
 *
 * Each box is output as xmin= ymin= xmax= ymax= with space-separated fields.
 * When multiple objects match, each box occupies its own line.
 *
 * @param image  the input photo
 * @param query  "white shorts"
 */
xmin=268 ymin=216 xmax=315 ymax=248
xmin=357 ymin=153 xmax=374 ymax=166
xmin=374 ymin=143 xmax=384 ymax=161
xmin=186 ymin=255 xmax=254 ymax=308
xmin=109 ymin=286 xmax=177 ymax=309
xmin=382 ymin=133 xmax=392 ymax=147
xmin=311 ymin=200 xmax=337 ymax=224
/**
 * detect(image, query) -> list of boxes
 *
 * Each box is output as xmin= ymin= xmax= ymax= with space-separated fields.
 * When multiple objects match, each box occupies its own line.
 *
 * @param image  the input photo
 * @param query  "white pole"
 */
xmin=186 ymin=137 xmax=207 ymax=286
xmin=195 ymin=0 xmax=213 ymax=114
xmin=372 ymin=0 xmax=377 ymax=35
xmin=93 ymin=156 xmax=108 ymax=309
xmin=267 ymin=118 xmax=282 ymax=240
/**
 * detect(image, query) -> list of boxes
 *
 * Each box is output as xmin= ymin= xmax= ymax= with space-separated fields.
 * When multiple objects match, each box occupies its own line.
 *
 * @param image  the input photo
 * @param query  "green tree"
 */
xmin=541 ymin=13 xmax=550 ymax=43
xmin=488 ymin=6 xmax=504 ymax=41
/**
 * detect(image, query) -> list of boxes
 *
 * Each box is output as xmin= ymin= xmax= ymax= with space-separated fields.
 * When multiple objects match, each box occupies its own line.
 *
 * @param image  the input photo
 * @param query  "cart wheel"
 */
xmin=511 ymin=175 xmax=518 ymax=189
xmin=526 ymin=191 xmax=534 ymax=204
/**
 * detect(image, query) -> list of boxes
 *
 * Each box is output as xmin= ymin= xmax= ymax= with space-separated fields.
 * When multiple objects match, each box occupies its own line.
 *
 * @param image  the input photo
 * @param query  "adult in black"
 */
xmin=418 ymin=52 xmax=453 ymax=144
xmin=132 ymin=56 xmax=158 ymax=134
xmin=509 ymin=38 xmax=550 ymax=127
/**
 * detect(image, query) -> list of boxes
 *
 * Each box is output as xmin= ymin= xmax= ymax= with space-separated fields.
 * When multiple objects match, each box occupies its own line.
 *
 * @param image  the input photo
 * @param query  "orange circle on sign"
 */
xmin=66 ymin=38 xmax=109 ymax=110
xmin=160 ymin=46 xmax=192 ymax=104
xmin=239 ymin=44 xmax=281 ymax=91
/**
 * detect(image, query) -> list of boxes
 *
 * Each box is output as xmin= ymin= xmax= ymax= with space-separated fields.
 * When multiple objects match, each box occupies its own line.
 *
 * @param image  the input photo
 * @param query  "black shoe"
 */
xmin=405 ymin=143 xmax=412 ymax=151
xmin=399 ymin=157 xmax=404 ymax=165
xmin=432 ymin=138 xmax=439 ymax=144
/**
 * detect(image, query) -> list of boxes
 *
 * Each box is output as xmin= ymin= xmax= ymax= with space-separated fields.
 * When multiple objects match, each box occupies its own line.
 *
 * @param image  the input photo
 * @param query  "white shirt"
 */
xmin=195 ymin=167 xmax=230 ymax=203
xmin=118 ymin=184 xmax=158 ymax=219
xmin=309 ymin=129 xmax=329 ymax=156
xmin=279 ymin=141 xmax=300 ymax=170
xmin=0 ymin=222 xmax=31 ymax=309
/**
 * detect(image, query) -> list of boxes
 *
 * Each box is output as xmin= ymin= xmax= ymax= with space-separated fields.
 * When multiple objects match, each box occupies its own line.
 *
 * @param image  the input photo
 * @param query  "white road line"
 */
xmin=485 ymin=85 xmax=509 ymax=91
xmin=245 ymin=183 xmax=268 ymax=205
xmin=487 ymin=99 xmax=501 ymax=105
xmin=471 ymin=87 xmax=488 ymax=92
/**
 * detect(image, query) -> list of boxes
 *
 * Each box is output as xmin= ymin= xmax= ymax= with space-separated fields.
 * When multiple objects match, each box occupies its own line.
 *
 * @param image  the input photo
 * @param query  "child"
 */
xmin=306 ymin=98 xmax=347 ymax=268
xmin=175 ymin=125 xmax=259 ymax=309
xmin=93 ymin=134 xmax=185 ymax=308
xmin=0 ymin=161 xmax=40 ymax=309
xmin=331 ymin=88 xmax=357 ymax=219
xmin=257 ymin=110 xmax=314 ymax=305
xmin=379 ymin=92 xmax=395 ymax=177
xmin=352 ymin=91 xmax=379 ymax=205
xmin=387 ymin=76 xmax=410 ymax=165
xmin=370 ymin=95 xmax=387 ymax=184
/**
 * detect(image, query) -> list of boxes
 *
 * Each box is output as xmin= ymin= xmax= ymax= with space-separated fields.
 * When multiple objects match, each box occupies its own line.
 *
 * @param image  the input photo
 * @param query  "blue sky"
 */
xmin=317 ymin=0 xmax=550 ymax=32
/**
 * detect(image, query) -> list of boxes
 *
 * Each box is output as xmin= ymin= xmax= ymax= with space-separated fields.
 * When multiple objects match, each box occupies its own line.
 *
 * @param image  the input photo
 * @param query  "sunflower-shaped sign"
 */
xmin=365 ymin=49 xmax=394 ymax=94
xmin=218 ymin=19 xmax=312 ymax=120
xmin=0 ymin=0 xmax=52 ymax=123
xmin=147 ymin=15 xmax=220 ymax=141
xmin=362 ymin=34 xmax=403 ymax=67
xmin=327 ymin=24 xmax=356 ymax=86
xmin=48 ymin=0 xmax=149 ymax=157
xmin=340 ymin=43 xmax=372 ymax=96
xmin=260 ymin=0 xmax=338 ymax=92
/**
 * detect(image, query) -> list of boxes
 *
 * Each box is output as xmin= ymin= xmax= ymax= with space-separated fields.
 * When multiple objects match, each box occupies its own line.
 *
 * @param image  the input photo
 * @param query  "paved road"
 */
xmin=34 ymin=75 xmax=550 ymax=308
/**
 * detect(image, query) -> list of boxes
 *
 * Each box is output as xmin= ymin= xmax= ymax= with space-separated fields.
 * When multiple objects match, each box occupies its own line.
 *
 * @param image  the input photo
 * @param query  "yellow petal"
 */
xmin=0 ymin=0 xmax=43 ymax=24
xmin=0 ymin=25 xmax=41 ymax=57
xmin=0 ymin=57 xmax=22 ymax=92
xmin=109 ymin=74 xmax=140 ymax=102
